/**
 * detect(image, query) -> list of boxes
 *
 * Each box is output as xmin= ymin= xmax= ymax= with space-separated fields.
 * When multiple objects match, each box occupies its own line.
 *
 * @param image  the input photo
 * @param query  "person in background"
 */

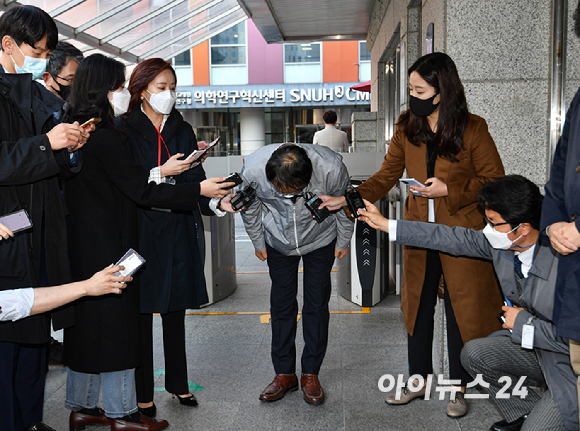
xmin=359 ymin=175 xmax=577 ymax=431
xmin=240 ymin=143 xmax=353 ymax=405
xmin=121 ymin=58 xmax=227 ymax=417
xmin=41 ymin=41 xmax=84 ymax=366
xmin=42 ymin=41 xmax=82 ymax=103
xmin=312 ymin=109 xmax=349 ymax=152
xmin=320 ymin=52 xmax=505 ymax=418
xmin=541 ymin=3 xmax=580 ymax=427
xmin=0 ymin=5 xmax=88 ymax=431
xmin=61 ymin=53 xmax=234 ymax=431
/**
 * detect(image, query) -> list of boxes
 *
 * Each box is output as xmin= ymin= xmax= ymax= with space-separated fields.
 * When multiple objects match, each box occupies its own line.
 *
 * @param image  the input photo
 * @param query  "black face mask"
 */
xmin=51 ymin=82 xmax=72 ymax=101
xmin=409 ymin=93 xmax=440 ymax=117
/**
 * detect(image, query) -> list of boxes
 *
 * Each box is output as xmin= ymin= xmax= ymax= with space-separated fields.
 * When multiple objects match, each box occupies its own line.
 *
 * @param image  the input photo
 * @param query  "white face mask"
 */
xmin=146 ymin=89 xmax=176 ymax=115
xmin=110 ymin=88 xmax=131 ymax=116
xmin=482 ymin=223 xmax=522 ymax=250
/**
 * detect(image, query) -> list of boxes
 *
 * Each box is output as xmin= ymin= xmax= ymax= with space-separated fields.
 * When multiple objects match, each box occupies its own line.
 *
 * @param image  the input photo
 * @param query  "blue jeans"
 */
xmin=65 ymin=368 xmax=138 ymax=418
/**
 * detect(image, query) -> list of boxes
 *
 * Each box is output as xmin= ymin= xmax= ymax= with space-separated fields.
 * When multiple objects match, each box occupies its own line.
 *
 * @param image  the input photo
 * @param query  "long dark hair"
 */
xmin=126 ymin=58 xmax=176 ymax=116
xmin=63 ymin=53 xmax=126 ymax=127
xmin=398 ymin=52 xmax=469 ymax=161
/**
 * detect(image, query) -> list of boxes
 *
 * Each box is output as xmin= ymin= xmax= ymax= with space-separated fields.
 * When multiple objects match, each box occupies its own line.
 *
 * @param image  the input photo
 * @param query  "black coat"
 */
xmin=63 ymin=124 xmax=202 ymax=373
xmin=541 ymin=87 xmax=580 ymax=344
xmin=0 ymin=72 xmax=75 ymax=343
xmin=122 ymin=107 xmax=209 ymax=313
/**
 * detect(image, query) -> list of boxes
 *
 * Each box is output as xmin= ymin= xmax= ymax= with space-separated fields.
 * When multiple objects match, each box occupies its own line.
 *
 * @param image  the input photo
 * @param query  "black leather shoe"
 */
xmin=26 ymin=423 xmax=56 ymax=431
xmin=173 ymin=393 xmax=198 ymax=406
xmin=490 ymin=415 xmax=527 ymax=431
xmin=138 ymin=403 xmax=157 ymax=418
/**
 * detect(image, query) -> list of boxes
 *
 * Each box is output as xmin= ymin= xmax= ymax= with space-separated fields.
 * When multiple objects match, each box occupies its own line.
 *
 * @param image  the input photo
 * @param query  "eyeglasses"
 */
xmin=54 ymin=74 xmax=74 ymax=84
xmin=484 ymin=216 xmax=510 ymax=228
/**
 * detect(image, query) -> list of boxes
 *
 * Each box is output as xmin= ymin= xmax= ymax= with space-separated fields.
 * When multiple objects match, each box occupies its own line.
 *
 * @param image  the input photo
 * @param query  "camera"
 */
xmin=231 ymin=184 xmax=257 ymax=211
xmin=344 ymin=186 xmax=366 ymax=218
xmin=304 ymin=192 xmax=330 ymax=223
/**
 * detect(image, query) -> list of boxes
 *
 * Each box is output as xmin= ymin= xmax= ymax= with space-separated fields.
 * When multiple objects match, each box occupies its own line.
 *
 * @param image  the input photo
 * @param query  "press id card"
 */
xmin=113 ymin=248 xmax=145 ymax=277
xmin=521 ymin=324 xmax=534 ymax=349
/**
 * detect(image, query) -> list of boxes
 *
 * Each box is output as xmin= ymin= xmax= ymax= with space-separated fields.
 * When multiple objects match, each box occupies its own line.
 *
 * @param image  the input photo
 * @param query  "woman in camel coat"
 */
xmin=322 ymin=52 xmax=504 ymax=418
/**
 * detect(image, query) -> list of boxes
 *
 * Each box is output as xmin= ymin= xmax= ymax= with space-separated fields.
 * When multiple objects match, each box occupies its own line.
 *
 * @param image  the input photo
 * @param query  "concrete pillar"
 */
xmin=240 ymin=107 xmax=265 ymax=155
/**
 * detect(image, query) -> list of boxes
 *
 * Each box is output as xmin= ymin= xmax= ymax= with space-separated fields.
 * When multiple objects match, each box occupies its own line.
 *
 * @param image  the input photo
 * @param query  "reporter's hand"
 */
xmin=84 ymin=264 xmax=132 ymax=296
xmin=197 ymin=141 xmax=210 ymax=163
xmin=318 ymin=195 xmax=347 ymax=211
xmin=0 ymin=223 xmax=13 ymax=240
xmin=357 ymin=199 xmax=389 ymax=232
xmin=74 ymin=121 xmax=93 ymax=151
xmin=218 ymin=193 xmax=241 ymax=213
xmin=160 ymin=153 xmax=194 ymax=177
xmin=255 ymin=249 xmax=268 ymax=261
xmin=335 ymin=248 xmax=348 ymax=259
xmin=47 ymin=122 xmax=86 ymax=151
xmin=200 ymin=177 xmax=234 ymax=199
xmin=501 ymin=305 xmax=523 ymax=330
xmin=548 ymin=221 xmax=580 ymax=255
xmin=411 ymin=177 xmax=448 ymax=198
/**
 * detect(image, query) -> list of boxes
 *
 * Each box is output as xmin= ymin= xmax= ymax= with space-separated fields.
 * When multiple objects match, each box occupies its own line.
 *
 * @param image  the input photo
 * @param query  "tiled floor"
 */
xmin=44 ymin=214 xmax=503 ymax=430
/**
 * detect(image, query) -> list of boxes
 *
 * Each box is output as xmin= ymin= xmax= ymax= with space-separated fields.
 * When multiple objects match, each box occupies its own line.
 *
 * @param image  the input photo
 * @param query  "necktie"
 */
xmin=514 ymin=254 xmax=524 ymax=279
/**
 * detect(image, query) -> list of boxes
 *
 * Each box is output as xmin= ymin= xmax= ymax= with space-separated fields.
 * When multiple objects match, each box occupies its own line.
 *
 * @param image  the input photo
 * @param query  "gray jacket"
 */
xmin=396 ymin=220 xmax=578 ymax=431
xmin=240 ymin=144 xmax=354 ymax=256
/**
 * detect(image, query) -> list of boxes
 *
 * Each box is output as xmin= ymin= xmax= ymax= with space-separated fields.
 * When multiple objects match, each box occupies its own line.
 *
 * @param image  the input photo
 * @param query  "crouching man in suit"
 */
xmin=358 ymin=175 xmax=577 ymax=431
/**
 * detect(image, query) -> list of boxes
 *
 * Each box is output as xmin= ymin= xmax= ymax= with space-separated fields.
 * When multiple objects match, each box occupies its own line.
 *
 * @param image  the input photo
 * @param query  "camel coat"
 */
xmin=357 ymin=113 xmax=504 ymax=342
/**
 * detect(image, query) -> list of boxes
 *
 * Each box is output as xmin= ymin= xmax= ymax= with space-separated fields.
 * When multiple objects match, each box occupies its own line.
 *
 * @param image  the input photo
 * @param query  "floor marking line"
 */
xmin=172 ymin=308 xmax=371 ymax=316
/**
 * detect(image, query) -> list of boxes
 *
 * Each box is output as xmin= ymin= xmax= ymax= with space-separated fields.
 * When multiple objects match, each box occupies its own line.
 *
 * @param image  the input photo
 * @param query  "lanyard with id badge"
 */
xmin=521 ymin=316 xmax=535 ymax=349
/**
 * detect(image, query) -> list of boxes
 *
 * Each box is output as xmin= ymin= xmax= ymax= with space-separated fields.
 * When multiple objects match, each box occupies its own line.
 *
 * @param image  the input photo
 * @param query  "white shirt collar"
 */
xmin=515 ymin=245 xmax=535 ymax=278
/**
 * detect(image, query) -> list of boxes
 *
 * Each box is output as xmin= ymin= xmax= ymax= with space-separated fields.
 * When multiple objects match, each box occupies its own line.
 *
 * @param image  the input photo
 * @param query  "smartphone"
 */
xmin=0 ymin=209 xmax=33 ymax=233
xmin=81 ymin=117 xmax=101 ymax=128
xmin=185 ymin=136 xmax=221 ymax=161
xmin=219 ymin=173 xmax=243 ymax=190
xmin=399 ymin=178 xmax=425 ymax=188
xmin=113 ymin=248 xmax=146 ymax=277
xmin=399 ymin=178 xmax=426 ymax=196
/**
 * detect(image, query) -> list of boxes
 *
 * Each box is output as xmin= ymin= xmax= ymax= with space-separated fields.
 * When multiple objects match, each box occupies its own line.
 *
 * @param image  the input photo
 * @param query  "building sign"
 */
xmin=175 ymin=82 xmax=370 ymax=109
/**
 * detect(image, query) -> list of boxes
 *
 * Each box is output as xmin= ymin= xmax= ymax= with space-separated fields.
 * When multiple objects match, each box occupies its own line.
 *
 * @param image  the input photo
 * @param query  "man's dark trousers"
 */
xmin=266 ymin=240 xmax=336 ymax=375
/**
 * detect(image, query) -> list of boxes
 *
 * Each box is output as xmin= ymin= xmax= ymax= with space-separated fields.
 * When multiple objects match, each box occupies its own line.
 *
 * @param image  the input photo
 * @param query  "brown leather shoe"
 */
xmin=301 ymin=374 xmax=325 ymax=405
xmin=259 ymin=373 xmax=299 ymax=402
xmin=70 ymin=408 xmax=113 ymax=430
xmin=110 ymin=413 xmax=168 ymax=431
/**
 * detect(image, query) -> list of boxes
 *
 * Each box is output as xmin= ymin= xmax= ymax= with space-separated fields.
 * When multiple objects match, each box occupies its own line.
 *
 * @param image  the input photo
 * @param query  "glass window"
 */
xmin=426 ymin=23 xmax=434 ymax=54
xmin=211 ymin=46 xmax=246 ymax=65
xmin=174 ymin=50 xmax=191 ymax=67
xmin=359 ymin=41 xmax=371 ymax=82
xmin=359 ymin=42 xmax=371 ymax=61
xmin=210 ymin=23 xmax=246 ymax=45
xmin=209 ymin=21 xmax=248 ymax=84
xmin=284 ymin=44 xmax=321 ymax=63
